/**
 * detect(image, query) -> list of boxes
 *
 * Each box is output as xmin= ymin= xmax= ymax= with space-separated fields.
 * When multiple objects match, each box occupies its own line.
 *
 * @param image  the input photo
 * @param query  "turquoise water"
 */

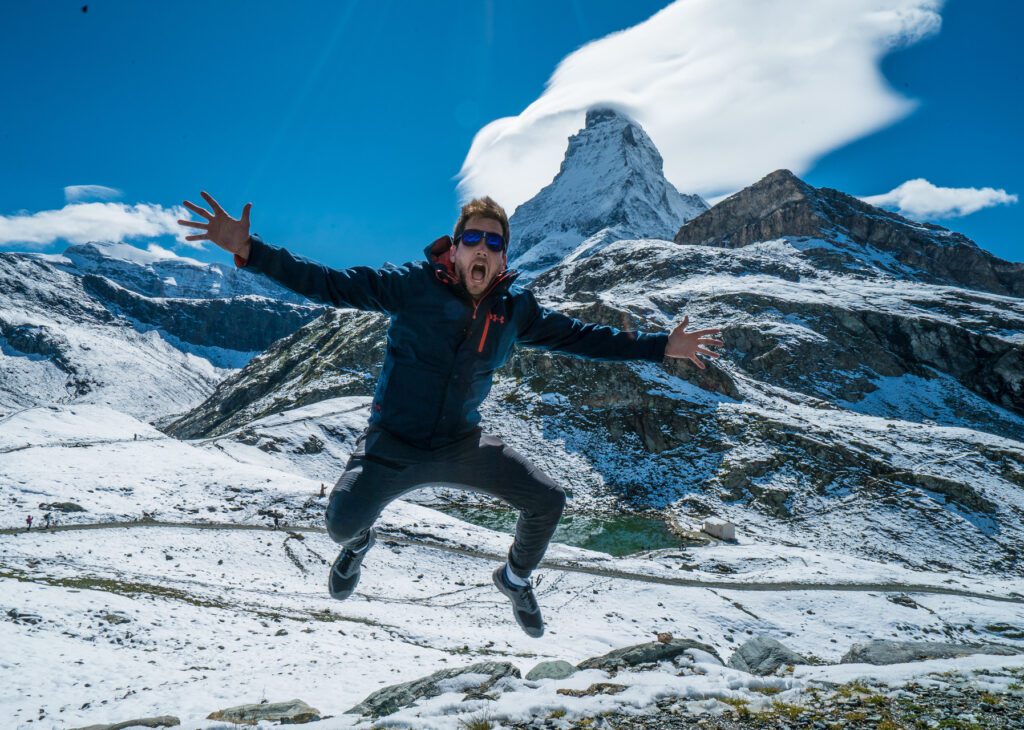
xmin=441 ymin=505 xmax=685 ymax=557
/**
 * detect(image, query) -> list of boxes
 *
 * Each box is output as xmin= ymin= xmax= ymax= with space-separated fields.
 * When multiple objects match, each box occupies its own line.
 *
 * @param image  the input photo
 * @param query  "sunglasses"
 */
xmin=457 ymin=229 xmax=506 ymax=252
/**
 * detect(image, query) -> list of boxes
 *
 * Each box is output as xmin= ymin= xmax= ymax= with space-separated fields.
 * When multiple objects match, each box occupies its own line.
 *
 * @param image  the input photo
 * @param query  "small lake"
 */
xmin=440 ymin=505 xmax=687 ymax=557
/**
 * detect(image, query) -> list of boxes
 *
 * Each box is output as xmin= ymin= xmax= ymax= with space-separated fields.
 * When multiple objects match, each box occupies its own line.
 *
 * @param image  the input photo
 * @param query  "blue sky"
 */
xmin=0 ymin=0 xmax=1020 ymax=267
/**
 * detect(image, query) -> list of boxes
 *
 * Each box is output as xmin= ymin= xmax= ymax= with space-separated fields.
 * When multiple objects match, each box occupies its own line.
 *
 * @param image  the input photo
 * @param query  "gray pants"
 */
xmin=326 ymin=424 xmax=566 ymax=578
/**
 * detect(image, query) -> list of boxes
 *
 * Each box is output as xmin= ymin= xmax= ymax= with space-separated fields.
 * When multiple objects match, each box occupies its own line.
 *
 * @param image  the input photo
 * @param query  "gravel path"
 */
xmin=2 ymin=520 xmax=1021 ymax=604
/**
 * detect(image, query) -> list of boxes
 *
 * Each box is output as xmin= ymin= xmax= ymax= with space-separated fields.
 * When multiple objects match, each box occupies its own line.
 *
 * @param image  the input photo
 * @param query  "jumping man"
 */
xmin=178 ymin=192 xmax=723 ymax=637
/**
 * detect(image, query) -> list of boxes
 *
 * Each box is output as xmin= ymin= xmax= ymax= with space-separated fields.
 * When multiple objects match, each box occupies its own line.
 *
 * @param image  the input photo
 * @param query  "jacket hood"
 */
xmin=424 ymin=235 xmax=519 ymax=293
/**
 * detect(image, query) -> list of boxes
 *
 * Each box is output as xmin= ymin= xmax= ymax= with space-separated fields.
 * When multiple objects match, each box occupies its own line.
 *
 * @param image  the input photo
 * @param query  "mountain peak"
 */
xmin=508 ymin=107 xmax=707 ymax=278
xmin=583 ymin=106 xmax=632 ymax=127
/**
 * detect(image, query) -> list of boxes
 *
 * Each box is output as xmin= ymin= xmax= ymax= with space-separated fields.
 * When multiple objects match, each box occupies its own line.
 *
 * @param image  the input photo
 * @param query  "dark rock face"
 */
xmin=720 ymin=291 xmax=1024 ymax=416
xmin=345 ymin=661 xmax=520 ymax=718
xmin=81 ymin=274 xmax=326 ymax=352
xmin=576 ymin=638 xmax=722 ymax=671
xmin=675 ymin=169 xmax=1024 ymax=297
xmin=0 ymin=322 xmax=77 ymax=374
xmin=841 ymin=639 xmax=1021 ymax=665
xmin=164 ymin=308 xmax=387 ymax=438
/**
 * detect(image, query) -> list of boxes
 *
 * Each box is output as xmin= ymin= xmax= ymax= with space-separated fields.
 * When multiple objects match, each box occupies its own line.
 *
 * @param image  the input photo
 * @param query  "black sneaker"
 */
xmin=492 ymin=565 xmax=544 ymax=638
xmin=328 ymin=528 xmax=376 ymax=600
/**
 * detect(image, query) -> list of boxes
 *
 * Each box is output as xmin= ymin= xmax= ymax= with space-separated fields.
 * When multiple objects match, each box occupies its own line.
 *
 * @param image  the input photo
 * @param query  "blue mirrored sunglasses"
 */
xmin=458 ymin=229 xmax=506 ymax=252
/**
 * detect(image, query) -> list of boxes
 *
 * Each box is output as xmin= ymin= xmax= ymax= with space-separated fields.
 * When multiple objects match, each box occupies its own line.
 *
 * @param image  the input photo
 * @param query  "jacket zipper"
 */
xmin=477 ymin=315 xmax=491 ymax=353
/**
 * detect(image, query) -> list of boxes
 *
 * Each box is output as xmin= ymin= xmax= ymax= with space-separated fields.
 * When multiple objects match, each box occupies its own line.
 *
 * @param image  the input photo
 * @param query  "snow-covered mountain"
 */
xmin=55 ymin=240 xmax=309 ymax=301
xmin=507 ymin=107 xmax=708 ymax=280
xmin=0 ymin=243 xmax=327 ymax=420
xmin=5 ymin=111 xmax=1024 ymax=728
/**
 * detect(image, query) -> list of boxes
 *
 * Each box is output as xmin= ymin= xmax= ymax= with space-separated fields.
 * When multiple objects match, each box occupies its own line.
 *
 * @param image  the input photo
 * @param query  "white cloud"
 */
xmin=861 ymin=178 xmax=1018 ymax=219
xmin=64 ymin=184 xmax=123 ymax=203
xmin=0 ymin=202 xmax=200 ymax=250
xmin=144 ymin=243 xmax=181 ymax=259
xmin=458 ymin=0 xmax=943 ymax=213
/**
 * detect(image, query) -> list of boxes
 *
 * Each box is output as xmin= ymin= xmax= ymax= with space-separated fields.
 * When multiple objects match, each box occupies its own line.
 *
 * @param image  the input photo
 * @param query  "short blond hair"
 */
xmin=453 ymin=196 xmax=510 ymax=248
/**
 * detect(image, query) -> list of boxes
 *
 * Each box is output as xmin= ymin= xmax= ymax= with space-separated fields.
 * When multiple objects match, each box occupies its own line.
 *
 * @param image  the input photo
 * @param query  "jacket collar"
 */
xmin=424 ymin=235 xmax=519 ymax=298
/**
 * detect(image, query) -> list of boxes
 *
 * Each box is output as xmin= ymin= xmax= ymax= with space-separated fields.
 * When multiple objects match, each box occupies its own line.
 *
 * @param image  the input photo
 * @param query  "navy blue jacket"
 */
xmin=239 ymin=233 xmax=668 ymax=449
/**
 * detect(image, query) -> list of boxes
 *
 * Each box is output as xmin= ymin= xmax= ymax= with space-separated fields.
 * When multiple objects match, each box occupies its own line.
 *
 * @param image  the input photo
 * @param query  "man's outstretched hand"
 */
xmin=665 ymin=315 xmax=724 ymax=370
xmin=177 ymin=191 xmax=252 ymax=261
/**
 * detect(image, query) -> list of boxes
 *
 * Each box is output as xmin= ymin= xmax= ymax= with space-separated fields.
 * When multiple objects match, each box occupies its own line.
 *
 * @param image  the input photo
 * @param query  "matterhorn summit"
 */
xmin=507 ymin=107 xmax=707 ymax=279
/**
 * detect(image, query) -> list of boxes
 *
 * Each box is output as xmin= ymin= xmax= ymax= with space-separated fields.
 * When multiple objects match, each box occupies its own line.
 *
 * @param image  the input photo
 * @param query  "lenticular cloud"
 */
xmin=458 ymin=0 xmax=944 ymax=213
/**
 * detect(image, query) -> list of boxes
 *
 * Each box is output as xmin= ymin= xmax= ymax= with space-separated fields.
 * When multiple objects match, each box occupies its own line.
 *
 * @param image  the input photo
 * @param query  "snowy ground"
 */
xmin=3 ymin=406 xmax=1024 ymax=728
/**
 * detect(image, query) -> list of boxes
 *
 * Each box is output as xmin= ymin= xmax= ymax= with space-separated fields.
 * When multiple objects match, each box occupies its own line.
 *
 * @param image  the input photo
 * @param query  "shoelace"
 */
xmin=515 ymin=583 xmax=539 ymax=613
xmin=334 ymin=547 xmax=365 ymax=575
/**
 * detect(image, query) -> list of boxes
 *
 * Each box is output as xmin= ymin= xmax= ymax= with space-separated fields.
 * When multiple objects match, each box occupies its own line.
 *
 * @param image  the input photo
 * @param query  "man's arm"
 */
xmin=237 ymin=234 xmax=410 ymax=313
xmin=516 ymin=290 xmax=668 ymax=362
xmin=177 ymin=191 xmax=408 ymax=313
xmin=517 ymin=291 xmax=724 ymax=368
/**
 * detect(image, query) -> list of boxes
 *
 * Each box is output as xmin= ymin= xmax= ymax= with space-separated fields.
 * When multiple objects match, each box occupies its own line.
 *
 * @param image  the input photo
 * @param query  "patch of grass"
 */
xmin=718 ymin=696 xmax=750 ymax=719
xmin=936 ymin=719 xmax=984 ymax=729
xmin=770 ymin=701 xmax=803 ymax=720
xmin=835 ymin=679 xmax=872 ymax=698
xmin=547 ymin=708 xmax=567 ymax=719
xmin=458 ymin=718 xmax=494 ymax=730
xmin=979 ymin=690 xmax=1002 ymax=705
xmin=750 ymin=685 xmax=783 ymax=696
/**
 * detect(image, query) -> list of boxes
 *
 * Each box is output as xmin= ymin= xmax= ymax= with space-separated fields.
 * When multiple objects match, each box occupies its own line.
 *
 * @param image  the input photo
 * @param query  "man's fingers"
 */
xmin=182 ymin=200 xmax=213 ymax=219
xmin=698 ymin=338 xmax=725 ymax=348
xmin=184 ymin=233 xmax=210 ymax=242
xmin=694 ymin=328 xmax=722 ymax=336
xmin=681 ymin=314 xmax=689 ymax=329
xmin=688 ymin=354 xmax=706 ymax=369
xmin=177 ymin=219 xmax=207 ymax=229
xmin=200 ymin=191 xmax=227 ymax=216
xmin=241 ymin=202 xmax=252 ymax=222
xmin=696 ymin=347 xmax=720 ymax=358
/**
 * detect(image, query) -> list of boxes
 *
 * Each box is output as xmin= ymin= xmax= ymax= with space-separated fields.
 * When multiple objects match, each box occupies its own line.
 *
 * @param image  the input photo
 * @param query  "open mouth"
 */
xmin=470 ymin=262 xmax=487 ymax=284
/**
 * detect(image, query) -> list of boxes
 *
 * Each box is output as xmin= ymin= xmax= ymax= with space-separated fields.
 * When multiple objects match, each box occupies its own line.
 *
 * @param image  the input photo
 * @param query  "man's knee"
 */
xmin=536 ymin=485 xmax=566 ymax=518
xmin=325 ymin=492 xmax=375 ymax=545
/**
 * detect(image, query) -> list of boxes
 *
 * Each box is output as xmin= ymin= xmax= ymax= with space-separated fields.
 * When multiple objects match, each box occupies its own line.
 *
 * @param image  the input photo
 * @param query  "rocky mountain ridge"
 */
xmin=675 ymin=168 xmax=1024 ymax=297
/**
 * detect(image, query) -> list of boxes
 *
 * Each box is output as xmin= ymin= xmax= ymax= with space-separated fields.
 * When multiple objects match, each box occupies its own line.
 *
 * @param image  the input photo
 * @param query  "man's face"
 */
xmin=452 ymin=215 xmax=505 ymax=300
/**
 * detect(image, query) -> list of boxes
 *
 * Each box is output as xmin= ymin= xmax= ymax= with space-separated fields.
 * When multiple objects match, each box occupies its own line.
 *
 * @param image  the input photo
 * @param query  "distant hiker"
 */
xmin=25 ymin=515 xmax=32 ymax=531
xmin=273 ymin=515 xmax=281 ymax=530
xmin=133 ymin=433 xmax=138 ymax=441
xmin=43 ymin=513 xmax=51 ymax=529
xmin=179 ymin=191 xmax=722 ymax=638
xmin=319 ymin=483 xmax=326 ymax=498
